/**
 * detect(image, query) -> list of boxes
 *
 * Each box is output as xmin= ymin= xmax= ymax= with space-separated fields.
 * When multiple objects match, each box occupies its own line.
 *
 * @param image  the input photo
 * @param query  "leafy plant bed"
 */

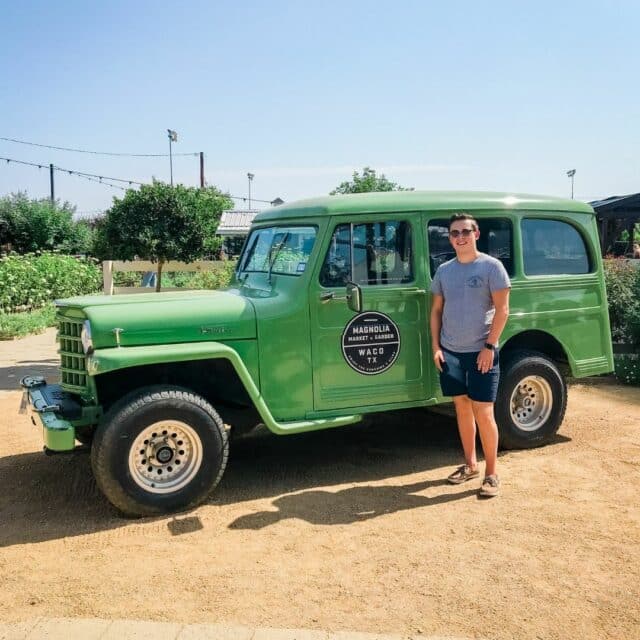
xmin=0 ymin=253 xmax=101 ymax=313
xmin=614 ymin=353 xmax=640 ymax=386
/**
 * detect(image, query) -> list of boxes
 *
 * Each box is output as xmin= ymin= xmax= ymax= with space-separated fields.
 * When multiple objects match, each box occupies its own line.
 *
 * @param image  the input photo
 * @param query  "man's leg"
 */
xmin=453 ymin=394 xmax=477 ymax=469
xmin=471 ymin=401 xmax=499 ymax=477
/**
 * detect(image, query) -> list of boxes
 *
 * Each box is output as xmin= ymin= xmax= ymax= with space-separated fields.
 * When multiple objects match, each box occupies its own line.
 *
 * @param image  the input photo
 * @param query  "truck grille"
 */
xmin=58 ymin=316 xmax=89 ymax=394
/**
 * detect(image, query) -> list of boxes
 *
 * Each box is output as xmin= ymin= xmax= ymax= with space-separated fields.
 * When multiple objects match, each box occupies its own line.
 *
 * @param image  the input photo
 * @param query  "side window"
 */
xmin=522 ymin=219 xmax=590 ymax=275
xmin=320 ymin=224 xmax=351 ymax=287
xmin=427 ymin=218 xmax=513 ymax=276
xmin=320 ymin=221 xmax=413 ymax=287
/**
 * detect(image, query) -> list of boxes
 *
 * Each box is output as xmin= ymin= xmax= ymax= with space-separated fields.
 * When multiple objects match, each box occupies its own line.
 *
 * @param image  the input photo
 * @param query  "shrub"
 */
xmin=110 ymin=264 xmax=235 ymax=290
xmin=113 ymin=270 xmax=142 ymax=287
xmin=0 ymin=253 xmax=102 ymax=313
xmin=187 ymin=262 xmax=237 ymax=290
xmin=614 ymin=354 xmax=640 ymax=386
xmin=0 ymin=192 xmax=92 ymax=254
xmin=603 ymin=259 xmax=640 ymax=343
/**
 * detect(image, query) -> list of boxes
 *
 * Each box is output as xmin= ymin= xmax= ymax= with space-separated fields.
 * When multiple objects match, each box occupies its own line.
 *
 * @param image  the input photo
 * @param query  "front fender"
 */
xmin=88 ymin=341 xmax=247 ymax=377
xmin=87 ymin=343 xmax=361 ymax=435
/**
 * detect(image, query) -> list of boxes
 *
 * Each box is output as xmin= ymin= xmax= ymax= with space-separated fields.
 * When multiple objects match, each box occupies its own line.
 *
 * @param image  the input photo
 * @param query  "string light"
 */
xmin=0 ymin=136 xmax=198 ymax=157
xmin=2 ymin=155 xmax=276 ymax=203
xmin=0 ymin=156 xmax=143 ymax=186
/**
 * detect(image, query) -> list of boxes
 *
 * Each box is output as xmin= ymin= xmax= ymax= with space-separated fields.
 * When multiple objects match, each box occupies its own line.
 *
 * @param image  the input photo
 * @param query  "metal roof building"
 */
xmin=590 ymin=193 xmax=640 ymax=255
xmin=216 ymin=210 xmax=259 ymax=236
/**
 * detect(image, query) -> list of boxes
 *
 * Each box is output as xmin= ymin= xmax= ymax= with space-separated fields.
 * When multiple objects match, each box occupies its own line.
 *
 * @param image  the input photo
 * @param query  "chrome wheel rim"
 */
xmin=128 ymin=420 xmax=203 ymax=494
xmin=509 ymin=375 xmax=553 ymax=431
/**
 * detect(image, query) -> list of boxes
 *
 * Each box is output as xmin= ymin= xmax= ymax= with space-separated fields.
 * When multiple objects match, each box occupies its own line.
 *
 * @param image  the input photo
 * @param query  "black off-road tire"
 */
xmin=91 ymin=386 xmax=229 ymax=518
xmin=495 ymin=350 xmax=567 ymax=450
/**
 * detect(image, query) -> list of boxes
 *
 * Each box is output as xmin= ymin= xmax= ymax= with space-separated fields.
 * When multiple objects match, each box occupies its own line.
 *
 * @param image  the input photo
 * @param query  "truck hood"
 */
xmin=57 ymin=290 xmax=256 ymax=349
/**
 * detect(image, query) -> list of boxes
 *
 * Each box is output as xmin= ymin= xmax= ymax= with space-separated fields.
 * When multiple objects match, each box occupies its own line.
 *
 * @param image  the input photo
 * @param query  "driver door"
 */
xmin=308 ymin=216 xmax=429 ymax=412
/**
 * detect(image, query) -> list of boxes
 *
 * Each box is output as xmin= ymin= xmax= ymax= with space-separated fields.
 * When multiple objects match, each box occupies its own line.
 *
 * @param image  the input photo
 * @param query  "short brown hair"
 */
xmin=449 ymin=213 xmax=478 ymax=231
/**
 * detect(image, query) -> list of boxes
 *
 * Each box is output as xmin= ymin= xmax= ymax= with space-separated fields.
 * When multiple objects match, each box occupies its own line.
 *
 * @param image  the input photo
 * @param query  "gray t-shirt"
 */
xmin=430 ymin=253 xmax=511 ymax=353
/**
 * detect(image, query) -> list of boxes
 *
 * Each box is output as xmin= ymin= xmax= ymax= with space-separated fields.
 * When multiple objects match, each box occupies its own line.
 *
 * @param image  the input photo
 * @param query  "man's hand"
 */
xmin=433 ymin=349 xmax=445 ymax=372
xmin=476 ymin=348 xmax=494 ymax=374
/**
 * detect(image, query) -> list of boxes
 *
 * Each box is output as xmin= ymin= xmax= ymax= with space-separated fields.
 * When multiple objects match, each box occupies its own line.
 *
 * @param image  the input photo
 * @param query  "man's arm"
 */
xmin=430 ymin=293 xmax=445 ymax=372
xmin=477 ymin=287 xmax=510 ymax=373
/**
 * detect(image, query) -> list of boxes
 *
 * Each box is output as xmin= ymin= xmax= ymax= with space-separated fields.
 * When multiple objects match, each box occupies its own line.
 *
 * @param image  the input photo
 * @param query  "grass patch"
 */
xmin=0 ymin=304 xmax=57 ymax=340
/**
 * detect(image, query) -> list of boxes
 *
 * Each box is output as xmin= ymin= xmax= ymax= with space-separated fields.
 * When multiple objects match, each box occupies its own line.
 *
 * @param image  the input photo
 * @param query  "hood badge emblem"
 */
xmin=200 ymin=326 xmax=227 ymax=335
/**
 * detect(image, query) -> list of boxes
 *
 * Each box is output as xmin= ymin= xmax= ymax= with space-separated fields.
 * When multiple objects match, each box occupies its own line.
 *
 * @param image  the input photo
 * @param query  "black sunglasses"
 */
xmin=449 ymin=228 xmax=475 ymax=238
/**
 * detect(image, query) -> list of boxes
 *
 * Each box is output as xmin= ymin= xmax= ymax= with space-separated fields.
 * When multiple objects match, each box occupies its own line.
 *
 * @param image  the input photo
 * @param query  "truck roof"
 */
xmin=254 ymin=190 xmax=594 ymax=223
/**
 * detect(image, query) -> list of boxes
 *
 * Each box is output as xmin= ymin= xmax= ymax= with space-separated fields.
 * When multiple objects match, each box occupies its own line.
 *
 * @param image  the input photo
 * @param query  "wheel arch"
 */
xmin=90 ymin=343 xmax=262 ymax=432
xmin=501 ymin=330 xmax=569 ymax=373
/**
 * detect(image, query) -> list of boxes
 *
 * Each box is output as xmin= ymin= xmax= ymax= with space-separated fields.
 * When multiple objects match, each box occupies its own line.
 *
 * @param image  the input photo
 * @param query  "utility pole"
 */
xmin=49 ymin=163 xmax=55 ymax=202
xmin=247 ymin=172 xmax=254 ymax=210
xmin=200 ymin=152 xmax=205 ymax=188
xmin=167 ymin=129 xmax=178 ymax=186
xmin=566 ymin=169 xmax=576 ymax=199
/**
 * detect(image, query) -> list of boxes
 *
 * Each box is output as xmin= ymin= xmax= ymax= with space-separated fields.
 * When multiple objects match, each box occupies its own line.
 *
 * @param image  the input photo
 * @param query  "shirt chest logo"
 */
xmin=466 ymin=276 xmax=483 ymax=288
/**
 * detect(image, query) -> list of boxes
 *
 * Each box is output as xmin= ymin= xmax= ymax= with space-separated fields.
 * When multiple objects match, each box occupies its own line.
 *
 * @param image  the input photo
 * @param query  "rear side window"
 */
xmin=320 ymin=220 xmax=413 ymax=287
xmin=522 ymin=219 xmax=590 ymax=275
xmin=427 ymin=218 xmax=514 ymax=276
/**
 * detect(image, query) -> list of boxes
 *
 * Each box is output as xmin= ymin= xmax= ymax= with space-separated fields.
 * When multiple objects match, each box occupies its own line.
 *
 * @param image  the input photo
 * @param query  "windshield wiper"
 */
xmin=267 ymin=232 xmax=290 ymax=283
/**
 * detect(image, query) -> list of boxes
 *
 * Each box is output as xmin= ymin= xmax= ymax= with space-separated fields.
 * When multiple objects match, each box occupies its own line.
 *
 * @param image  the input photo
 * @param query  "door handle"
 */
xmin=320 ymin=292 xmax=347 ymax=303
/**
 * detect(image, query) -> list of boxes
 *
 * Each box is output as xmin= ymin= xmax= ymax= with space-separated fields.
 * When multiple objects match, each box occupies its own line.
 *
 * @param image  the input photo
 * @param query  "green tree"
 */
xmin=330 ymin=167 xmax=413 ymax=195
xmin=0 ymin=192 xmax=87 ymax=253
xmin=93 ymin=181 xmax=233 ymax=291
xmin=64 ymin=218 xmax=95 ymax=255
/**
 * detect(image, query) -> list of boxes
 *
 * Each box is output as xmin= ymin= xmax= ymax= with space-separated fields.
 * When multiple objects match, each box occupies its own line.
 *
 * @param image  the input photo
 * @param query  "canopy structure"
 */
xmin=591 ymin=193 xmax=640 ymax=256
xmin=216 ymin=210 xmax=259 ymax=237
xmin=215 ymin=209 xmax=260 ymax=258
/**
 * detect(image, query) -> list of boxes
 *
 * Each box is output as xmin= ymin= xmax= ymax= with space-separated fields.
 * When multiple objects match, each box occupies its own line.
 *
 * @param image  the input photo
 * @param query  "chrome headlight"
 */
xmin=80 ymin=320 xmax=94 ymax=354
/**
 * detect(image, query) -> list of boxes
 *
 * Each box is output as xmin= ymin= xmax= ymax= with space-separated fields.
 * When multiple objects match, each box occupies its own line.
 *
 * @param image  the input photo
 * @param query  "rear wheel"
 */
xmin=91 ymin=386 xmax=228 ymax=517
xmin=495 ymin=351 xmax=567 ymax=449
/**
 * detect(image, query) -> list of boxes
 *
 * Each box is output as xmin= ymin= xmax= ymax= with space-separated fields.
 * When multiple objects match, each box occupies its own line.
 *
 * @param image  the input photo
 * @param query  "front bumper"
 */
xmin=20 ymin=376 xmax=80 ymax=451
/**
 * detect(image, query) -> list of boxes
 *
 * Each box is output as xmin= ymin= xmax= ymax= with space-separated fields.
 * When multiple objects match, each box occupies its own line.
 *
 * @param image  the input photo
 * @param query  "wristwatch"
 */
xmin=484 ymin=342 xmax=496 ymax=351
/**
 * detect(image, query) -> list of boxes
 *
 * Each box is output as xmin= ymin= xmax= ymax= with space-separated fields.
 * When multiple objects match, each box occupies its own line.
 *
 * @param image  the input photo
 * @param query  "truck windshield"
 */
xmin=238 ymin=226 xmax=316 ymax=276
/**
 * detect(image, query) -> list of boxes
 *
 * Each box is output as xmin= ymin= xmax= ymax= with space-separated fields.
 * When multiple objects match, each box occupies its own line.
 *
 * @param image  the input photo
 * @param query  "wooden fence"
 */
xmin=102 ymin=260 xmax=227 ymax=295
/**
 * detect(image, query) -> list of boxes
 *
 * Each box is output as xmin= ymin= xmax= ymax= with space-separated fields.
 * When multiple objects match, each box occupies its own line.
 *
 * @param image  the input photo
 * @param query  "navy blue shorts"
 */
xmin=439 ymin=348 xmax=500 ymax=403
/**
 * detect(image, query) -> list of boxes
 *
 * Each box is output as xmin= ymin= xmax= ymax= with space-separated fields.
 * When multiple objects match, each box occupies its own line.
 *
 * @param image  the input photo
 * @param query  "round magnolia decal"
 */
xmin=341 ymin=311 xmax=401 ymax=375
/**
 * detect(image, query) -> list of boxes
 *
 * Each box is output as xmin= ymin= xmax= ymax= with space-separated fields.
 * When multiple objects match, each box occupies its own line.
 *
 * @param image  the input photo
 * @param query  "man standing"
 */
xmin=430 ymin=214 xmax=511 ymax=497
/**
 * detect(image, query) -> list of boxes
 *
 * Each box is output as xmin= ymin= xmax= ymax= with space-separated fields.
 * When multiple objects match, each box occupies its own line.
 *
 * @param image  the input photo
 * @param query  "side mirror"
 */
xmin=346 ymin=282 xmax=362 ymax=313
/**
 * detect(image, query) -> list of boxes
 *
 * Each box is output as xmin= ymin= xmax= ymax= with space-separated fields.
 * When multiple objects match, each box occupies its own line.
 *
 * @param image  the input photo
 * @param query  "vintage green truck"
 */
xmin=21 ymin=191 xmax=614 ymax=516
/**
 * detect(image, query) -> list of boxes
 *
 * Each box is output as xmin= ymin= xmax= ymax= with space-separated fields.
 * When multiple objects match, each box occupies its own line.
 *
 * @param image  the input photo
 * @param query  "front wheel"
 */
xmin=495 ymin=351 xmax=567 ymax=450
xmin=91 ymin=386 xmax=229 ymax=517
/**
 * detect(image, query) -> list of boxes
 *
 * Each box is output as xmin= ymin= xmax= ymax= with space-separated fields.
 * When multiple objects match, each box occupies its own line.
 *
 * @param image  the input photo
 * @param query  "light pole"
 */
xmin=566 ymin=169 xmax=576 ymax=199
xmin=167 ymin=129 xmax=178 ymax=186
xmin=247 ymin=172 xmax=254 ymax=210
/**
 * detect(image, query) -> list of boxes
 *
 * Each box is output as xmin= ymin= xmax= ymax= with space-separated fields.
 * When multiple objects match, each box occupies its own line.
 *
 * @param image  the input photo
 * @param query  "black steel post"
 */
xmin=49 ymin=164 xmax=54 ymax=202
xmin=200 ymin=152 xmax=204 ymax=188
xmin=169 ymin=138 xmax=173 ymax=186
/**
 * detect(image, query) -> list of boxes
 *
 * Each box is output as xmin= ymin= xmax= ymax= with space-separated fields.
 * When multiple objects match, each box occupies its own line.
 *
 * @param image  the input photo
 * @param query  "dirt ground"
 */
xmin=0 ymin=331 xmax=639 ymax=640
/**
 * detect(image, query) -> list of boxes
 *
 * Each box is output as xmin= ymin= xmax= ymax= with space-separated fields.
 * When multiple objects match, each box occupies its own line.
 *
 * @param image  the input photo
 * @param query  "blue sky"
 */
xmin=1 ymin=0 xmax=638 ymax=214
